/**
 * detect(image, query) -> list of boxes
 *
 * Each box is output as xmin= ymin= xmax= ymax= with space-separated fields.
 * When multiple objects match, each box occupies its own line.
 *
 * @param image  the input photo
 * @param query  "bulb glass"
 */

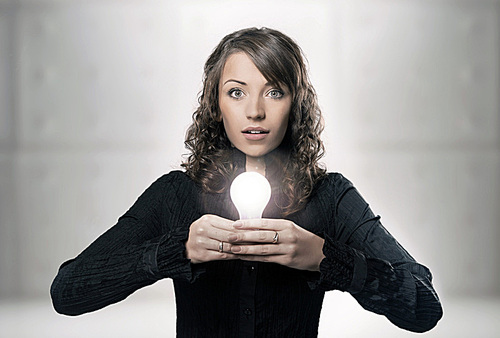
xmin=230 ymin=172 xmax=271 ymax=220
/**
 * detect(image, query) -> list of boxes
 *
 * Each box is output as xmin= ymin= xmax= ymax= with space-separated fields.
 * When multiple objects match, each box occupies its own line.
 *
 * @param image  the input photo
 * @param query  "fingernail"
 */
xmin=228 ymin=234 xmax=238 ymax=242
xmin=231 ymin=246 xmax=241 ymax=253
xmin=233 ymin=221 xmax=243 ymax=228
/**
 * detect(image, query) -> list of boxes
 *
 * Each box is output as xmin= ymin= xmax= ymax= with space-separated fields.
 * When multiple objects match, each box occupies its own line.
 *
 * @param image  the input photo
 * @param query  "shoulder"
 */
xmin=315 ymin=172 xmax=356 ymax=196
xmin=153 ymin=170 xmax=196 ymax=191
xmin=325 ymin=172 xmax=353 ymax=185
xmin=139 ymin=171 xmax=199 ymax=214
xmin=137 ymin=170 xmax=197 ymax=201
xmin=305 ymin=172 xmax=358 ymax=214
xmin=160 ymin=170 xmax=192 ymax=182
xmin=309 ymin=173 xmax=365 ymax=213
xmin=121 ymin=171 xmax=196 ymax=218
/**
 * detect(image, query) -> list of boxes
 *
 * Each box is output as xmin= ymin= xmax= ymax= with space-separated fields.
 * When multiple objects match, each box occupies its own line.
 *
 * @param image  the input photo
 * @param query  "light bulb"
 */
xmin=230 ymin=172 xmax=271 ymax=220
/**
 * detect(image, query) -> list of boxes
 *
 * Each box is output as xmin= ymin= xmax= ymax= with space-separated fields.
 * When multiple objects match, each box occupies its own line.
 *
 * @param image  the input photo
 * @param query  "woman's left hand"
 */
xmin=228 ymin=219 xmax=325 ymax=271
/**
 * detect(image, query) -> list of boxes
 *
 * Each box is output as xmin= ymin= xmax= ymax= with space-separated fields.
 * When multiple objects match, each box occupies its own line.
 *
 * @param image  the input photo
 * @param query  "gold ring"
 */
xmin=218 ymin=241 xmax=224 ymax=253
xmin=272 ymin=231 xmax=279 ymax=244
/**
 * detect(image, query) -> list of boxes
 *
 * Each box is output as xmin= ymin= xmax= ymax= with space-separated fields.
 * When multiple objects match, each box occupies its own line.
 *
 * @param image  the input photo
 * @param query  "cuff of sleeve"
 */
xmin=348 ymin=249 xmax=367 ymax=294
xmin=157 ymin=196 xmax=205 ymax=282
xmin=155 ymin=232 xmax=197 ymax=281
xmin=308 ymin=235 xmax=367 ymax=293
xmin=139 ymin=232 xmax=196 ymax=282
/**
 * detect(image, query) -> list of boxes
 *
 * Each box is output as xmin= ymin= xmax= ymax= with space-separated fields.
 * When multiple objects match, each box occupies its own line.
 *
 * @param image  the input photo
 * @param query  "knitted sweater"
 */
xmin=50 ymin=155 xmax=443 ymax=337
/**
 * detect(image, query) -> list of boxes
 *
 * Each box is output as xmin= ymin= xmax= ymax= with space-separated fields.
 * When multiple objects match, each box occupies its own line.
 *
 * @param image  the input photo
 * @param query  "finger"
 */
xmin=199 ymin=249 xmax=240 ymax=262
xmin=192 ymin=235 xmax=232 ymax=252
xmin=233 ymin=218 xmax=291 ymax=231
xmin=187 ymin=244 xmax=240 ymax=263
xmin=194 ymin=216 xmax=237 ymax=242
xmin=227 ymin=230 xmax=277 ymax=244
xmin=236 ymin=255 xmax=279 ymax=264
xmin=202 ymin=214 xmax=236 ymax=231
xmin=231 ymin=244 xmax=284 ymax=256
xmin=204 ymin=227 xmax=238 ymax=242
xmin=206 ymin=238 xmax=235 ymax=253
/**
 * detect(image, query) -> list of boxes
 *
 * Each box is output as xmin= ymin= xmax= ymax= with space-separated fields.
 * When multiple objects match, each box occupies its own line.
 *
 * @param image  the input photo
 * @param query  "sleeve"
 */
xmin=50 ymin=172 xmax=200 ymax=316
xmin=311 ymin=174 xmax=443 ymax=333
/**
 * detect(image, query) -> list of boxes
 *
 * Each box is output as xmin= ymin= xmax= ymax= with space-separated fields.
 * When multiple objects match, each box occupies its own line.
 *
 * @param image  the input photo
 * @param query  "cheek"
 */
xmin=221 ymin=117 xmax=232 ymax=136
xmin=219 ymin=99 xmax=231 ymax=128
xmin=278 ymin=115 xmax=290 ymax=139
xmin=220 ymin=98 xmax=244 ymax=130
xmin=278 ymin=105 xmax=292 ymax=136
xmin=218 ymin=97 xmax=226 ymax=122
xmin=220 ymin=108 xmax=239 ymax=142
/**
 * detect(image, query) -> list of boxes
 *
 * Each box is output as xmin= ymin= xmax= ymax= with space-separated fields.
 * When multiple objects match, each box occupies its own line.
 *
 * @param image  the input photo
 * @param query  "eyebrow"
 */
xmin=222 ymin=79 xmax=275 ymax=87
xmin=223 ymin=79 xmax=246 ymax=86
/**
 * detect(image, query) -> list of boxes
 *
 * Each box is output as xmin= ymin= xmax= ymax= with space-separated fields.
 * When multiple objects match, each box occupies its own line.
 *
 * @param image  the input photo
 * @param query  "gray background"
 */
xmin=1 ymin=0 xmax=499 ymax=337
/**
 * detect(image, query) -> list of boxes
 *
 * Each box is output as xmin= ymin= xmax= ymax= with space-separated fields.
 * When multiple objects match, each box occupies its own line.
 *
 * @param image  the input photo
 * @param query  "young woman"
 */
xmin=51 ymin=27 xmax=443 ymax=337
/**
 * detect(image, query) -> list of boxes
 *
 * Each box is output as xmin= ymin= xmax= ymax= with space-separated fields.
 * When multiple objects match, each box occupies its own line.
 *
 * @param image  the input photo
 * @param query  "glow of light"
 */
xmin=230 ymin=172 xmax=271 ymax=220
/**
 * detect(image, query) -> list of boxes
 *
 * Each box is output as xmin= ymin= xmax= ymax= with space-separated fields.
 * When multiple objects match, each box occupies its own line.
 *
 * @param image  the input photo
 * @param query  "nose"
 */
xmin=245 ymin=96 xmax=265 ymax=120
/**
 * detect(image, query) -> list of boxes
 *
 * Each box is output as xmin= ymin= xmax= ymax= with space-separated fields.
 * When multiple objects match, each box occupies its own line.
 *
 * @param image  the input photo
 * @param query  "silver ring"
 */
xmin=218 ymin=241 xmax=224 ymax=253
xmin=272 ymin=231 xmax=279 ymax=244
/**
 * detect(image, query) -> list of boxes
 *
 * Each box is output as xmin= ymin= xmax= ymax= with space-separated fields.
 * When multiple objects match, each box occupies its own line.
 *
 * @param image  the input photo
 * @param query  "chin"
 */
xmin=234 ymin=142 xmax=280 ymax=158
xmin=243 ymin=151 xmax=266 ymax=158
xmin=239 ymin=148 xmax=270 ymax=158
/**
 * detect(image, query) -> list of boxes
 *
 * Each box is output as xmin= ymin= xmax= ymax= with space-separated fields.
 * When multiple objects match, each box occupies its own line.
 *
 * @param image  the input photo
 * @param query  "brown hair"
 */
xmin=182 ymin=27 xmax=326 ymax=216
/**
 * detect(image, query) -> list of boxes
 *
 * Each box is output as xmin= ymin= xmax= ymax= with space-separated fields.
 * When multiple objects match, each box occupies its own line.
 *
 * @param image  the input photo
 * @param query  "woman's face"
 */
xmin=219 ymin=52 xmax=292 ymax=159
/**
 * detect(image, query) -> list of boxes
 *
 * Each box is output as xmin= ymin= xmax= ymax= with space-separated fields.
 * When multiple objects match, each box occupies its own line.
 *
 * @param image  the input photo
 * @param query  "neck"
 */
xmin=245 ymin=155 xmax=266 ymax=176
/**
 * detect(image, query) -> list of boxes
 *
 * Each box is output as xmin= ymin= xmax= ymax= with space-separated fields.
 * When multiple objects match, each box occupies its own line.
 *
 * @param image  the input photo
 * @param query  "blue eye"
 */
xmin=268 ymin=89 xmax=284 ymax=99
xmin=229 ymin=89 xmax=244 ymax=99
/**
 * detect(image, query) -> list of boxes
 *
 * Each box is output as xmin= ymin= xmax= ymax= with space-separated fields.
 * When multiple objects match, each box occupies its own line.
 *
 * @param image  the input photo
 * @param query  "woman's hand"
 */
xmin=185 ymin=214 xmax=240 ymax=264
xmin=228 ymin=219 xmax=325 ymax=271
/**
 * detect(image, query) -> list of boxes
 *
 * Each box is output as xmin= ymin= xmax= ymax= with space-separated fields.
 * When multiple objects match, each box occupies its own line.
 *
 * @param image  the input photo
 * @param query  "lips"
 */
xmin=242 ymin=126 xmax=269 ymax=140
xmin=242 ymin=126 xmax=269 ymax=134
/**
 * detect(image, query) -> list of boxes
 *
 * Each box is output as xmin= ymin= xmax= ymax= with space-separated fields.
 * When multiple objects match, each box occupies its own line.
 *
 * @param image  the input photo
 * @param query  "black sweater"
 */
xmin=51 ymin=159 xmax=443 ymax=337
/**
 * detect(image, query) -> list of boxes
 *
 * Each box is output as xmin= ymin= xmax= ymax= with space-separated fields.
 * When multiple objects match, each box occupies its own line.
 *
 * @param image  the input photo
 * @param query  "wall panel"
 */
xmin=0 ymin=0 xmax=498 ymax=300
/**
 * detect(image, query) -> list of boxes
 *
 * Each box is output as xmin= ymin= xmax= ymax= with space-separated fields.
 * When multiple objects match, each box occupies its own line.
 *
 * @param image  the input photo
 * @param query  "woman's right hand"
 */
xmin=185 ymin=214 xmax=239 ymax=264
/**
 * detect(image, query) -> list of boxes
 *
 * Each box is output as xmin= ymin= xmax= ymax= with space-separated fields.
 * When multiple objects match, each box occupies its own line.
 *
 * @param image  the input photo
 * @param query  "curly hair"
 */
xmin=182 ymin=27 xmax=326 ymax=216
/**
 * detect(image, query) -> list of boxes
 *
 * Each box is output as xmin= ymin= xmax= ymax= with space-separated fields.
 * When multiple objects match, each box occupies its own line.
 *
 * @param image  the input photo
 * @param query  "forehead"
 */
xmin=220 ymin=52 xmax=267 ymax=84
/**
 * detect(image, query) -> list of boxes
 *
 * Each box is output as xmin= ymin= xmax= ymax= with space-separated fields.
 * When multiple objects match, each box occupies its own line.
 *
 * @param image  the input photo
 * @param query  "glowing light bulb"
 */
xmin=230 ymin=172 xmax=271 ymax=220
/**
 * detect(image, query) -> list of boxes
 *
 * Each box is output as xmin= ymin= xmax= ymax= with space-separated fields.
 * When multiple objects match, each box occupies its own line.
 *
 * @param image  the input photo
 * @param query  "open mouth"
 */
xmin=241 ymin=127 xmax=269 ymax=140
xmin=242 ymin=130 xmax=269 ymax=134
xmin=242 ymin=127 xmax=270 ymax=134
